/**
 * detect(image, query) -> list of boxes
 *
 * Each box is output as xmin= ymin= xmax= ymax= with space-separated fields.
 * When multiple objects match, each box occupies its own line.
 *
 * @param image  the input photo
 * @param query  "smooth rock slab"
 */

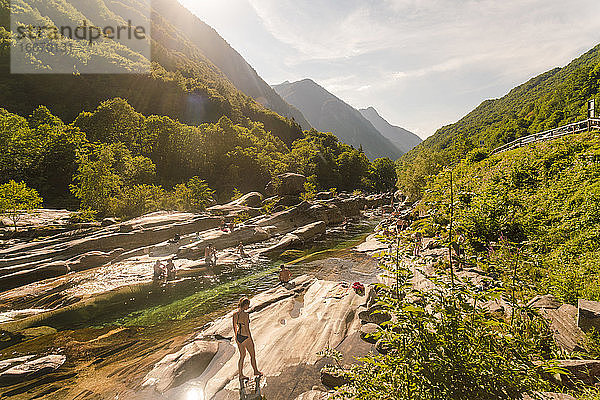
xmin=143 ymin=340 xmax=219 ymax=393
xmin=0 ymin=354 xmax=65 ymax=386
xmin=578 ymin=299 xmax=600 ymax=332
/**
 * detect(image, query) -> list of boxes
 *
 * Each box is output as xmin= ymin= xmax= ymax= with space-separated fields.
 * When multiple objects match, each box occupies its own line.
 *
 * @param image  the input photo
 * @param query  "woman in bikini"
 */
xmin=233 ymin=297 xmax=262 ymax=380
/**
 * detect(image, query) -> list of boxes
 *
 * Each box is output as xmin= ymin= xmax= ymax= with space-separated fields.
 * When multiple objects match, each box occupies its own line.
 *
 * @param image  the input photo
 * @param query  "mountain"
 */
xmin=359 ymin=107 xmax=421 ymax=153
xmin=272 ymin=79 xmax=403 ymax=160
xmin=151 ymin=2 xmax=312 ymax=130
xmin=0 ymin=0 xmax=303 ymax=144
xmin=397 ymin=43 xmax=600 ymax=198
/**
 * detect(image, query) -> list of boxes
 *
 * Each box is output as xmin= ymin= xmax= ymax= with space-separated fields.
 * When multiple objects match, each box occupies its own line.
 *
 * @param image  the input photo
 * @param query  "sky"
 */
xmin=178 ymin=0 xmax=600 ymax=139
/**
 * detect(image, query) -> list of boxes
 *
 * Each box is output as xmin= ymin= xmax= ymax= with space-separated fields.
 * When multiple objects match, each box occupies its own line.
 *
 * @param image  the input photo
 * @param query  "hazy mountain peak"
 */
xmin=273 ymin=79 xmax=404 ymax=160
xmin=359 ymin=107 xmax=421 ymax=154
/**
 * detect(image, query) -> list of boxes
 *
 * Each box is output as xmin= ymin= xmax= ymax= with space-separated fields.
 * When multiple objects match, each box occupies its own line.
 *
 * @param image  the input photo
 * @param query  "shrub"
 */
xmin=328 ymin=252 xmax=555 ymax=400
xmin=108 ymin=184 xmax=166 ymax=219
xmin=0 ymin=180 xmax=43 ymax=231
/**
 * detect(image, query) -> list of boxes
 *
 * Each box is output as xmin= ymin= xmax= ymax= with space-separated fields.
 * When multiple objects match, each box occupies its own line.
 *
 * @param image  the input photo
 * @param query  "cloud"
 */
xmin=187 ymin=0 xmax=600 ymax=138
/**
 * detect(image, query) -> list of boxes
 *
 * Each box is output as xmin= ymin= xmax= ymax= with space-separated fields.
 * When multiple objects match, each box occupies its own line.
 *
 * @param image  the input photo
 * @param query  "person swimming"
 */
xmin=233 ymin=297 xmax=262 ymax=381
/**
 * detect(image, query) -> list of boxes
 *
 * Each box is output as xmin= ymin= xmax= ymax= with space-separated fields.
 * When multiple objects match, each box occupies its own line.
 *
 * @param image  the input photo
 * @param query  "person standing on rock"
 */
xmin=233 ymin=297 xmax=262 ymax=381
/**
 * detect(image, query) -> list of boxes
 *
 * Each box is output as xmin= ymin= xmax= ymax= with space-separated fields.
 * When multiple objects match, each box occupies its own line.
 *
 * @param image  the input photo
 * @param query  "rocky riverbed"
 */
xmin=0 ymin=175 xmax=395 ymax=399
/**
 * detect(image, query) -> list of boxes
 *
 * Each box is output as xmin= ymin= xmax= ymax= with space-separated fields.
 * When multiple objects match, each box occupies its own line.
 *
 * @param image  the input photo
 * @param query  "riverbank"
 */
xmin=0 ymin=187 xmax=394 ymax=399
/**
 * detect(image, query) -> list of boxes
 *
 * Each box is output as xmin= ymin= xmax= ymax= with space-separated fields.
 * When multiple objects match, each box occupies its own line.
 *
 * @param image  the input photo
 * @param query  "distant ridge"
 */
xmin=359 ymin=107 xmax=421 ymax=153
xmin=157 ymin=3 xmax=312 ymax=130
xmin=272 ymin=79 xmax=403 ymax=160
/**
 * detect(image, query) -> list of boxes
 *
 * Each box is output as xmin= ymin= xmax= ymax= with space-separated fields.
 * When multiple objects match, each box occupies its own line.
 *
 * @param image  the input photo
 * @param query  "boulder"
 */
xmin=360 ymin=323 xmax=379 ymax=344
xmin=539 ymin=304 xmax=588 ymax=352
xmin=259 ymin=221 xmax=326 ymax=256
xmin=266 ymin=173 xmax=307 ymax=196
xmin=233 ymin=192 xmax=263 ymax=208
xmin=320 ymin=369 xmax=349 ymax=389
xmin=0 ymin=354 xmax=65 ymax=386
xmin=578 ymin=299 xmax=600 ymax=332
xmin=293 ymin=221 xmax=326 ymax=241
xmin=553 ymin=359 xmax=600 ymax=385
xmin=274 ymin=195 xmax=302 ymax=208
xmin=358 ymin=306 xmax=391 ymax=326
xmin=528 ymin=294 xmax=562 ymax=309
xmin=101 ymin=218 xmax=117 ymax=227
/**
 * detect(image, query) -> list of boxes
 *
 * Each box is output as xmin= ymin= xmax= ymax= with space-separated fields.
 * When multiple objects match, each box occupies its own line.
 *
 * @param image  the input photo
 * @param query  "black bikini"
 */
xmin=236 ymin=318 xmax=249 ymax=343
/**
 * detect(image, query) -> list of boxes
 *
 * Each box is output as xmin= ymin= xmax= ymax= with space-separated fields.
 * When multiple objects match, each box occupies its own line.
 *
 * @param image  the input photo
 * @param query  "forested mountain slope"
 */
xmin=156 ymin=1 xmax=312 ymax=130
xmin=273 ymin=79 xmax=403 ymax=160
xmin=0 ymin=0 xmax=303 ymax=144
xmin=397 ymin=43 xmax=600 ymax=198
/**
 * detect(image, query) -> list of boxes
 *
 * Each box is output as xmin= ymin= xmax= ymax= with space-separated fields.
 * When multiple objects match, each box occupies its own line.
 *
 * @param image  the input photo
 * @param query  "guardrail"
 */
xmin=491 ymin=118 xmax=600 ymax=155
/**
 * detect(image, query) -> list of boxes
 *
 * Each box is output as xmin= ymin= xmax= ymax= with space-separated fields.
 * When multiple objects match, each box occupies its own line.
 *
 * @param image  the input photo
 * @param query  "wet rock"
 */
xmin=376 ymin=339 xmax=393 ymax=355
xmin=0 ymin=355 xmax=35 ymax=372
xmin=149 ymin=276 xmax=367 ymax=398
xmin=21 ymin=326 xmax=57 ymax=338
xmin=578 ymin=299 xmax=600 ymax=333
xmin=553 ymin=359 xmax=600 ymax=385
xmin=320 ymin=369 xmax=349 ymax=389
xmin=0 ymin=354 xmax=65 ymax=386
xmin=119 ymin=223 xmax=134 ymax=233
xmin=266 ymin=173 xmax=307 ymax=196
xmin=143 ymin=340 xmax=219 ymax=393
xmin=360 ymin=323 xmax=379 ymax=344
xmin=0 ymin=262 xmax=70 ymax=291
xmin=280 ymin=249 xmax=305 ymax=261
xmin=0 ymin=330 xmax=23 ymax=350
xmin=101 ymin=218 xmax=117 ymax=227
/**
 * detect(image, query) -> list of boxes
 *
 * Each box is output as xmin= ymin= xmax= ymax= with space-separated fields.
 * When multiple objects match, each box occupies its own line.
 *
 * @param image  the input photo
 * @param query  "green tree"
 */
xmin=172 ymin=176 xmax=215 ymax=212
xmin=368 ymin=157 xmax=397 ymax=192
xmin=0 ymin=180 xmax=43 ymax=231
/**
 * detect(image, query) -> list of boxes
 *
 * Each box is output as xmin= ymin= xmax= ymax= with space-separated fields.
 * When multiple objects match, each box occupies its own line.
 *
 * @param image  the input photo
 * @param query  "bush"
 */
xmin=328 ymin=253 xmax=555 ymax=400
xmin=172 ymin=176 xmax=215 ymax=212
xmin=0 ymin=180 xmax=43 ymax=231
xmin=107 ymin=184 xmax=166 ymax=220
